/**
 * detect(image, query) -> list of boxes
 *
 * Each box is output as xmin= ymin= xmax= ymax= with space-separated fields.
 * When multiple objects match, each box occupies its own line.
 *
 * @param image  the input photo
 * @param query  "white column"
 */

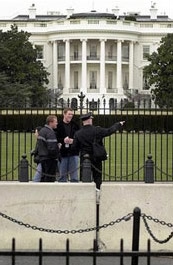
xmin=116 ymin=40 xmax=123 ymax=95
xmin=100 ymin=39 xmax=106 ymax=94
xmin=53 ymin=40 xmax=58 ymax=89
xmin=129 ymin=41 xmax=134 ymax=90
xmin=81 ymin=39 xmax=87 ymax=94
xmin=64 ymin=39 xmax=70 ymax=94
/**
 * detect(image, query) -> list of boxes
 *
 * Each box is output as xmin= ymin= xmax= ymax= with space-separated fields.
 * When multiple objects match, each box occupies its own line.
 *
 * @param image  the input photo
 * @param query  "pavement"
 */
xmin=0 ymin=254 xmax=172 ymax=265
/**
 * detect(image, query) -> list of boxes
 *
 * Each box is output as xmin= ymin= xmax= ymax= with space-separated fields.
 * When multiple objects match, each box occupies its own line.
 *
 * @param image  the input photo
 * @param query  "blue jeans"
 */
xmin=33 ymin=163 xmax=42 ymax=182
xmin=58 ymin=156 xmax=79 ymax=182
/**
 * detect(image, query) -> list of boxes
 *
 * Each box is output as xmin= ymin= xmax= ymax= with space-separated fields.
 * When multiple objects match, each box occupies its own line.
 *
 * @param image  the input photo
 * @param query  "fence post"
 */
xmin=81 ymin=154 xmax=92 ymax=182
xmin=131 ymin=207 xmax=141 ymax=265
xmin=19 ymin=154 xmax=29 ymax=182
xmin=144 ymin=154 xmax=154 ymax=183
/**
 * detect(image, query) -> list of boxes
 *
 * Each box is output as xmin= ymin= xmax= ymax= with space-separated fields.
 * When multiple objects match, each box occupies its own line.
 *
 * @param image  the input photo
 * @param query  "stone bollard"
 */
xmin=19 ymin=154 xmax=29 ymax=182
xmin=81 ymin=154 xmax=92 ymax=182
xmin=144 ymin=154 xmax=154 ymax=183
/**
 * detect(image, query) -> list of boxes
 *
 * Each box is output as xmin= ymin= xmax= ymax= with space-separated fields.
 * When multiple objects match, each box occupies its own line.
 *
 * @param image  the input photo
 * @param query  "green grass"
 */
xmin=0 ymin=131 xmax=173 ymax=181
xmin=0 ymin=131 xmax=36 ymax=181
xmin=104 ymin=132 xmax=173 ymax=181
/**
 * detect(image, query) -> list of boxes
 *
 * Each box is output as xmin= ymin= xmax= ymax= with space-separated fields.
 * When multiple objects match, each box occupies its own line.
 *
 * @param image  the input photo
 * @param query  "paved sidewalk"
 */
xmin=0 ymin=255 xmax=172 ymax=265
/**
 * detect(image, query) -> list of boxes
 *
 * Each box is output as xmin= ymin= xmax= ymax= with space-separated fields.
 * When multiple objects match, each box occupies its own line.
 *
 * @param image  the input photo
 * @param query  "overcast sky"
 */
xmin=0 ymin=0 xmax=172 ymax=19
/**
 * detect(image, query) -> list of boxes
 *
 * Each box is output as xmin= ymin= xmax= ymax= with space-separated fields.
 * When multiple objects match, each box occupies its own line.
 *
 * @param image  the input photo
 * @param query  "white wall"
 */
xmin=0 ymin=182 xmax=96 ymax=250
xmin=0 ymin=182 xmax=173 ymax=251
xmin=100 ymin=183 xmax=173 ymax=251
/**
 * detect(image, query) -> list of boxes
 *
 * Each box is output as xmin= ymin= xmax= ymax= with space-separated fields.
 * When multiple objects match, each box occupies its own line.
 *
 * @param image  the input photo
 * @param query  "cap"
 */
xmin=80 ymin=112 xmax=94 ymax=121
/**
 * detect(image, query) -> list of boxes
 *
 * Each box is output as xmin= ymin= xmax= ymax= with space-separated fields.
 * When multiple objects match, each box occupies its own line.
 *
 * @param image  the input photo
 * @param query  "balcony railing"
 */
xmin=87 ymin=55 xmax=100 ymax=60
xmin=105 ymin=55 xmax=117 ymax=61
xmin=70 ymin=55 xmax=82 ymax=61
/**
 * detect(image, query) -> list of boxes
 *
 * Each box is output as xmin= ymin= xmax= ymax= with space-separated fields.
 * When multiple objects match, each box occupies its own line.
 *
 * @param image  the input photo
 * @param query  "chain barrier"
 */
xmin=155 ymin=165 xmax=173 ymax=180
xmin=91 ymin=163 xmax=144 ymax=180
xmin=0 ymin=210 xmax=173 ymax=244
xmin=0 ymin=165 xmax=19 ymax=179
xmin=28 ymin=162 xmax=82 ymax=179
xmin=141 ymin=213 xmax=173 ymax=244
xmin=0 ymin=211 xmax=132 ymax=234
xmin=1 ymin=158 xmax=172 ymax=182
xmin=29 ymin=162 xmax=145 ymax=181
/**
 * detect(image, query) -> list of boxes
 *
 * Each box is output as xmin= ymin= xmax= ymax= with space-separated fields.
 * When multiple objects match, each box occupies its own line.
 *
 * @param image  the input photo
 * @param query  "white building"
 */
xmin=0 ymin=3 xmax=173 ymax=108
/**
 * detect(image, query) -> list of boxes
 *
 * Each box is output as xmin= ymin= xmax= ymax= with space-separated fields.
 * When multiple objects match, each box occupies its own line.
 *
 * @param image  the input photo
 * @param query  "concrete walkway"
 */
xmin=0 ymin=255 xmax=172 ymax=265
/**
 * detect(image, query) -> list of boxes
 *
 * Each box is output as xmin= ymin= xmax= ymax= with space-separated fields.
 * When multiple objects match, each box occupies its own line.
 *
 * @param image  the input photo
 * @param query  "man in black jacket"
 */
xmin=72 ymin=112 xmax=125 ymax=189
xmin=56 ymin=108 xmax=79 ymax=182
xmin=37 ymin=115 xmax=59 ymax=182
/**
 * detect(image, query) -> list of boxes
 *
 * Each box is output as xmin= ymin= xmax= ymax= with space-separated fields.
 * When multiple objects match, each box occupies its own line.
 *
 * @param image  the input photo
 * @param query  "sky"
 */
xmin=0 ymin=0 xmax=172 ymax=19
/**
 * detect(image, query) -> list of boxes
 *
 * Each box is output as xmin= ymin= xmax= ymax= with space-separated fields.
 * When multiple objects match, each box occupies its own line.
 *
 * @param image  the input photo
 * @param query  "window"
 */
xmin=143 ymin=76 xmax=150 ymax=90
xmin=35 ymin=45 xmax=44 ymax=59
xmin=34 ymin=23 xmax=47 ymax=27
xmin=143 ymin=45 xmax=150 ymax=60
xmin=88 ymin=20 xmax=99 ymax=24
xmin=108 ymin=45 xmax=113 ymax=59
xmin=90 ymin=44 xmax=97 ymax=58
xmin=58 ymin=75 xmax=63 ymax=90
xmin=70 ymin=20 xmax=80 ymax=24
xmin=73 ymin=45 xmax=78 ymax=60
xmin=90 ymin=71 xmax=97 ymax=89
xmin=108 ymin=71 xmax=113 ymax=89
xmin=71 ymin=98 xmax=78 ymax=110
xmin=109 ymin=98 xmax=117 ymax=110
xmin=140 ymin=24 xmax=153 ymax=28
xmin=58 ymin=44 xmax=65 ymax=60
xmin=89 ymin=100 xmax=97 ymax=110
xmin=74 ymin=71 xmax=79 ymax=89
xmin=123 ymin=74 xmax=129 ymax=90
xmin=122 ymin=44 xmax=129 ymax=61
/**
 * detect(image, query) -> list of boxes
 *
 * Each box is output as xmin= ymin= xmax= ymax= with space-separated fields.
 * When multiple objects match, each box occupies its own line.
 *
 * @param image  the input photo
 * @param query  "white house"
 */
xmin=0 ymin=3 xmax=173 ymax=108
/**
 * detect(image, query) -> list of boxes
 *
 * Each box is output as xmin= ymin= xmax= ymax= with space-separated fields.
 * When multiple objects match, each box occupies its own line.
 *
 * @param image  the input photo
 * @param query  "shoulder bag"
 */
xmin=92 ymin=127 xmax=107 ymax=161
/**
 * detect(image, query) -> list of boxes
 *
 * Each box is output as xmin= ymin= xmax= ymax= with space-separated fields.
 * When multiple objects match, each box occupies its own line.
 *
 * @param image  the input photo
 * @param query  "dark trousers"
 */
xmin=41 ymin=159 xmax=57 ymax=182
xmin=81 ymin=155 xmax=102 ymax=189
xmin=92 ymin=160 xmax=102 ymax=190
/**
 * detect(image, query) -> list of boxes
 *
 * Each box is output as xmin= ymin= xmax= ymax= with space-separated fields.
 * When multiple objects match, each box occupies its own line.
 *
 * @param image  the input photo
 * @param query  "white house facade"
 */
xmin=0 ymin=4 xmax=173 ymax=108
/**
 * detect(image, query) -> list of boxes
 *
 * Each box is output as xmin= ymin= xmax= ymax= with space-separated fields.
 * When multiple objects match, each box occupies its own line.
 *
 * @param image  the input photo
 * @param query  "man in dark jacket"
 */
xmin=37 ymin=115 xmax=59 ymax=182
xmin=72 ymin=112 xmax=125 ymax=189
xmin=56 ymin=108 xmax=79 ymax=182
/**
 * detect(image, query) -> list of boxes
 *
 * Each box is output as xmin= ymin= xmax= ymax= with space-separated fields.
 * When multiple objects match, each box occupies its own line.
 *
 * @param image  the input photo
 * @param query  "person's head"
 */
xmin=46 ymin=115 xmax=58 ymax=129
xmin=34 ymin=126 xmax=42 ymax=138
xmin=63 ymin=107 xmax=74 ymax=123
xmin=80 ymin=112 xmax=93 ymax=125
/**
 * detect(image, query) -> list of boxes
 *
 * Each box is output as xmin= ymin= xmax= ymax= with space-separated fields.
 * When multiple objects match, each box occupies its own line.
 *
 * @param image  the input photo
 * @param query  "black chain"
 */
xmin=141 ymin=213 xmax=173 ymax=243
xmin=0 ymin=212 xmax=132 ymax=234
xmin=1 ymin=209 xmax=173 ymax=244
xmin=155 ymin=166 xmax=173 ymax=179
xmin=91 ymin=163 xmax=144 ymax=179
xmin=28 ymin=163 xmax=81 ymax=179
xmin=0 ymin=165 xmax=19 ymax=179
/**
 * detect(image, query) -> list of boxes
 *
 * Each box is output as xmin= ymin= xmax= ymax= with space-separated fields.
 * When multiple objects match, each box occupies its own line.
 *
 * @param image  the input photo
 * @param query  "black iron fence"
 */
xmin=0 ymin=238 xmax=173 ymax=265
xmin=0 ymin=207 xmax=173 ymax=265
xmin=0 ymin=98 xmax=173 ymax=181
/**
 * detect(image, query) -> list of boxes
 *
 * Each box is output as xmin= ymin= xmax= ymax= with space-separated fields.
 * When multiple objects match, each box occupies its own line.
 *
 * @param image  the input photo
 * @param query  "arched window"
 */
xmin=71 ymin=98 xmax=78 ymax=110
xmin=109 ymin=98 xmax=117 ymax=110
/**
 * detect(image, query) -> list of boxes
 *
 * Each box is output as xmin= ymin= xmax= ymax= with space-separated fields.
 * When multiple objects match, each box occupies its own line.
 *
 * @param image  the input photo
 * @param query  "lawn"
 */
xmin=0 ymin=131 xmax=173 ymax=181
xmin=104 ymin=132 xmax=173 ymax=182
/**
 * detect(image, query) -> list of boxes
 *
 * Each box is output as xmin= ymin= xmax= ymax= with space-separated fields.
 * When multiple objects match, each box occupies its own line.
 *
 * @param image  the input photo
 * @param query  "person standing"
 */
xmin=56 ymin=108 xmax=79 ymax=182
xmin=31 ymin=126 xmax=42 ymax=182
xmin=37 ymin=115 xmax=59 ymax=182
xmin=72 ymin=112 xmax=125 ymax=190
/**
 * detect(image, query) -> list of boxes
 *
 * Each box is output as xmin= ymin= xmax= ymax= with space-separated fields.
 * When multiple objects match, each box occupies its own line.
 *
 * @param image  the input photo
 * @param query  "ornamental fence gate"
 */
xmin=0 ymin=98 xmax=173 ymax=182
